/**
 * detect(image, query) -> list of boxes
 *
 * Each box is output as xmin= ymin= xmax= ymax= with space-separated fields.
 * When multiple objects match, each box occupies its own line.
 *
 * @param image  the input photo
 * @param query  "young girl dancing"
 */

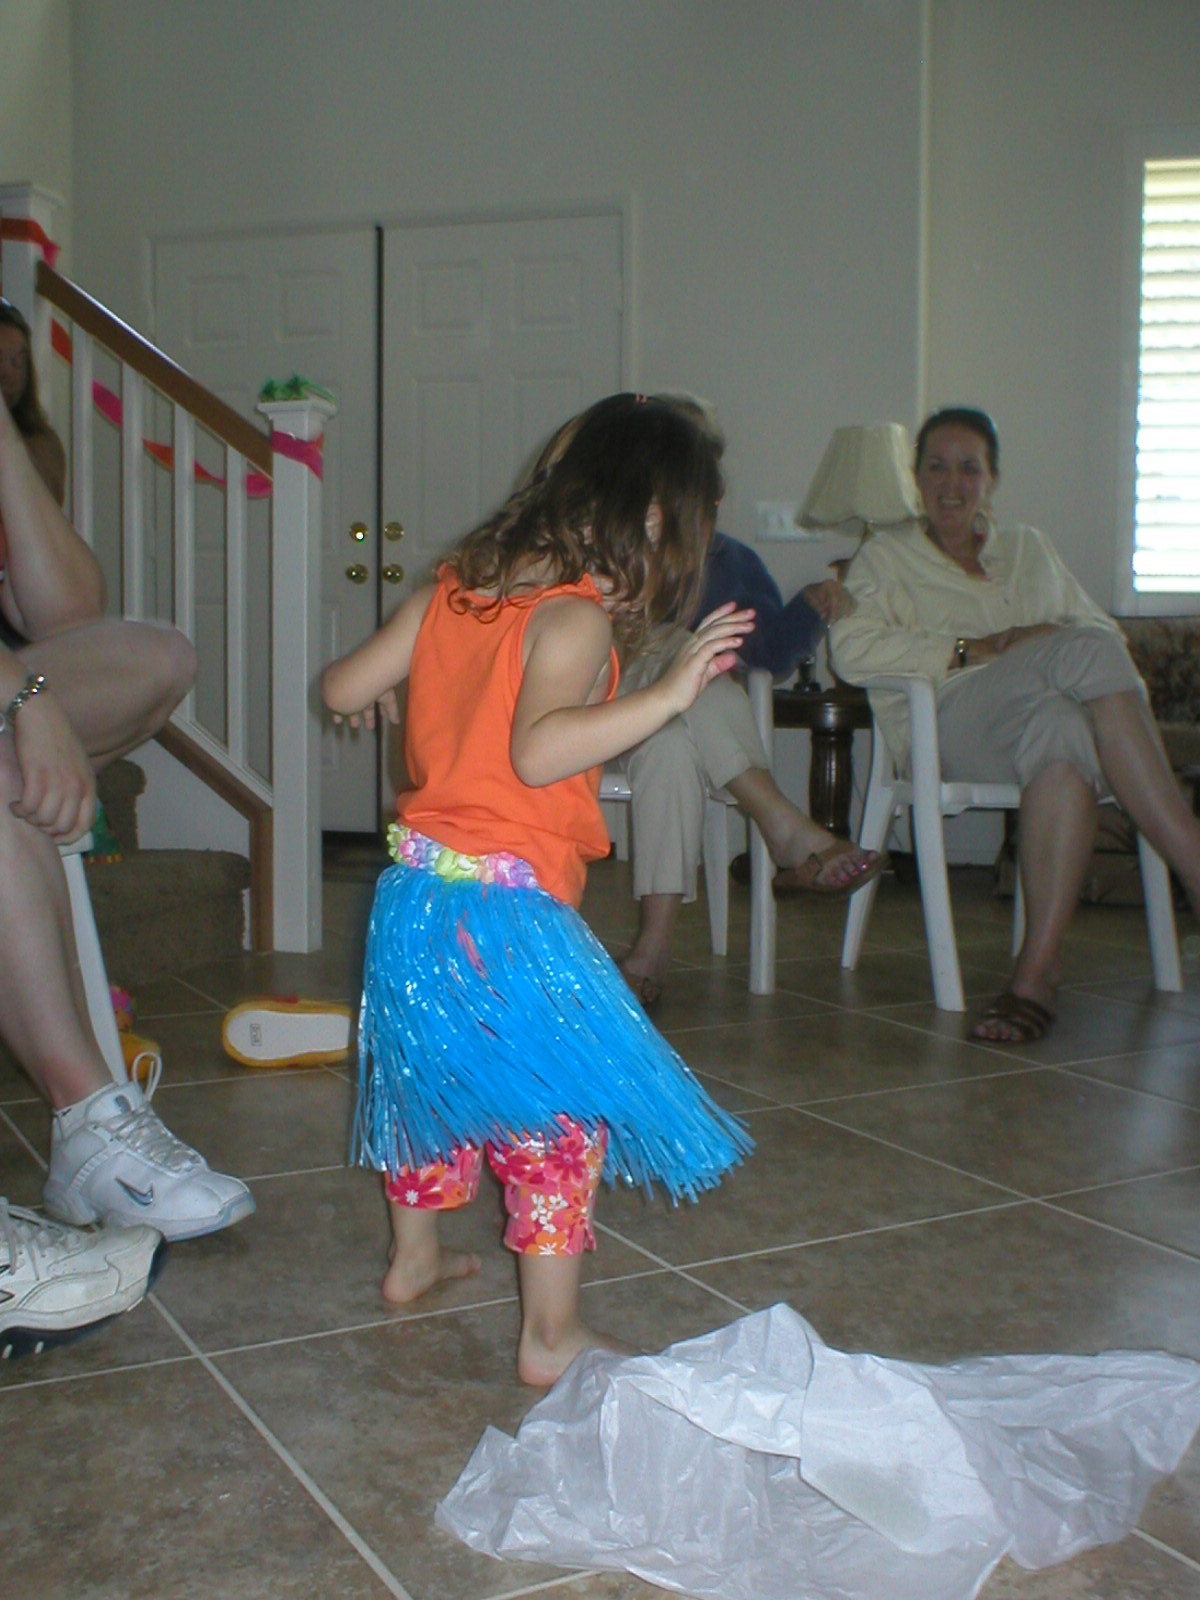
xmin=322 ymin=393 xmax=754 ymax=1386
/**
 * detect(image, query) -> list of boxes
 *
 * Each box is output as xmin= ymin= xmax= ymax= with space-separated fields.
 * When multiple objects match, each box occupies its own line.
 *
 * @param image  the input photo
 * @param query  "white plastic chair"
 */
xmin=601 ymin=668 xmax=777 ymax=995
xmin=841 ymin=673 xmax=1183 ymax=1012
xmin=60 ymin=833 xmax=129 ymax=1082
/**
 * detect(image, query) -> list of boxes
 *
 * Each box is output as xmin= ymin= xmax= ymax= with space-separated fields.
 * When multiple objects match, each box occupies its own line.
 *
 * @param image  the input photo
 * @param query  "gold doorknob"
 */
xmin=348 ymin=521 xmax=369 ymax=543
xmin=382 ymin=564 xmax=405 ymax=584
xmin=345 ymin=563 xmax=369 ymax=584
xmin=384 ymin=520 xmax=405 ymax=541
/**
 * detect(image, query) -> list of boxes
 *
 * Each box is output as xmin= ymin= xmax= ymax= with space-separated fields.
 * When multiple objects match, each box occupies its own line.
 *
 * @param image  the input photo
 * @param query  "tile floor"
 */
xmin=3 ymin=846 xmax=1200 ymax=1600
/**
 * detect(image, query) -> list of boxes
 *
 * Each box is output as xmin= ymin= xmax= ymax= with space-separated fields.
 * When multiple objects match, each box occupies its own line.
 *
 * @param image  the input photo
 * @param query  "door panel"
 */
xmin=154 ymin=228 xmax=379 ymax=830
xmin=155 ymin=212 xmax=623 ymax=832
xmin=381 ymin=212 xmax=623 ymax=591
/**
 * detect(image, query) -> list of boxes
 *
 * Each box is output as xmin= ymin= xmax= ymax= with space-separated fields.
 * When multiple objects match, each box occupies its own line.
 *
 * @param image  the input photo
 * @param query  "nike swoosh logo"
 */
xmin=116 ymin=1179 xmax=156 ymax=1207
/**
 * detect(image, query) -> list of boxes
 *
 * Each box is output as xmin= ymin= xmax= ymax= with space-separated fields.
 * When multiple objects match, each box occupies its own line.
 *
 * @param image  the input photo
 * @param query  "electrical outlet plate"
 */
xmin=755 ymin=500 xmax=815 ymax=540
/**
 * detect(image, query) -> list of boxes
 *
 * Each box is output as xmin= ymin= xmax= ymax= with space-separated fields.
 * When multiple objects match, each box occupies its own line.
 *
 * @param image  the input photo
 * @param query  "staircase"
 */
xmin=0 ymin=182 xmax=334 ymax=955
xmin=89 ymin=761 xmax=251 ymax=987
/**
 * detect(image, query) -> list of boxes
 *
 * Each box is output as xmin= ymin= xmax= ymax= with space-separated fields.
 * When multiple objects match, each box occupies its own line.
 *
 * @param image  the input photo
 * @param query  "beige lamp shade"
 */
xmin=797 ymin=422 xmax=920 ymax=532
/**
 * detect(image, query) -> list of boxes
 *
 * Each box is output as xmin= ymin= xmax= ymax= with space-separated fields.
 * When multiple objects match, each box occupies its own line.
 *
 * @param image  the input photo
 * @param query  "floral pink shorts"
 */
xmin=384 ymin=1117 xmax=608 ymax=1256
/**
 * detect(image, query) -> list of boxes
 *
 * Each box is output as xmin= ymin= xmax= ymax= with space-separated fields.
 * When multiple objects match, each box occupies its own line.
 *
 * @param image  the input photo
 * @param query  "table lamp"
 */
xmin=797 ymin=421 xmax=920 ymax=543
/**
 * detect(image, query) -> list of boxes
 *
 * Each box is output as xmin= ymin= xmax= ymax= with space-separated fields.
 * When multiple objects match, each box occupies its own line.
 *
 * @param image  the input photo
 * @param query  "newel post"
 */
xmin=256 ymin=393 xmax=337 ymax=952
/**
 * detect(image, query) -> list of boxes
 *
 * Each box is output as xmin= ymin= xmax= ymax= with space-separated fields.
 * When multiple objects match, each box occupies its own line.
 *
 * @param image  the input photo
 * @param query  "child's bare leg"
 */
xmin=516 ymin=1253 xmax=629 ymax=1388
xmin=383 ymin=1195 xmax=481 ymax=1305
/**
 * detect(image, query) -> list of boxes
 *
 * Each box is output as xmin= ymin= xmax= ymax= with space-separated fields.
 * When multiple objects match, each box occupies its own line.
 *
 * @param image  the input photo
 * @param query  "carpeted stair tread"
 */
xmin=86 ymin=847 xmax=250 ymax=986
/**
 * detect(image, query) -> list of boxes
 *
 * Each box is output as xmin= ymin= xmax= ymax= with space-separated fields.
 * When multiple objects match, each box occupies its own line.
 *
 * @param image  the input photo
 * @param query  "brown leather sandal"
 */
xmin=772 ymin=843 xmax=888 ymax=898
xmin=970 ymin=990 xmax=1055 ymax=1044
xmin=618 ymin=963 xmax=663 ymax=1011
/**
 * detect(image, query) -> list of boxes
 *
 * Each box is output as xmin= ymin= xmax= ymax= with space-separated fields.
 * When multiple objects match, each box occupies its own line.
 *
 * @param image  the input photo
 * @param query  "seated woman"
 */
xmin=830 ymin=406 xmax=1200 ymax=1044
xmin=0 ymin=317 xmax=254 ymax=1245
xmin=617 ymin=536 xmax=885 ymax=1007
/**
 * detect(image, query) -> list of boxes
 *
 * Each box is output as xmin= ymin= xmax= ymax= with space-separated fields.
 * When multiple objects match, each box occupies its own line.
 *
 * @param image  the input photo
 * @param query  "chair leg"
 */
xmin=61 ymin=845 xmax=129 ymax=1083
xmin=841 ymin=779 xmax=896 ymax=971
xmin=1138 ymin=834 xmax=1183 ymax=992
xmin=747 ymin=816 xmax=776 ymax=996
xmin=702 ymin=796 xmax=730 ymax=957
xmin=911 ymin=797 xmax=966 ymax=1012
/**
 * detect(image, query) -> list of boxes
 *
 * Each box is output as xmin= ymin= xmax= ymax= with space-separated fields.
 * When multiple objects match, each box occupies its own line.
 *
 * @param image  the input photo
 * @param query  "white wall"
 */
xmin=0 ymin=0 xmax=73 ymax=256
xmin=925 ymin=0 xmax=1200 ymax=614
xmin=64 ymin=0 xmax=926 ymax=598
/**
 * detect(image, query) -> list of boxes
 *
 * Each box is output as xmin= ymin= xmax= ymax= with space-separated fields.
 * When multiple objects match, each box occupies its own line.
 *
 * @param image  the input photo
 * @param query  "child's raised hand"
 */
xmin=330 ymin=686 xmax=402 ymax=732
xmin=659 ymin=603 xmax=756 ymax=713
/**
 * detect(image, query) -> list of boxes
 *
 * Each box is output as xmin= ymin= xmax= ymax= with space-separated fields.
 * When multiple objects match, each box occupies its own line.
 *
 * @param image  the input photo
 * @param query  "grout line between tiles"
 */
xmin=148 ymin=1295 xmax=418 ymax=1600
xmin=1034 ymin=1194 xmax=1200 ymax=1269
xmin=1132 ymin=1526 xmax=1200 ymax=1575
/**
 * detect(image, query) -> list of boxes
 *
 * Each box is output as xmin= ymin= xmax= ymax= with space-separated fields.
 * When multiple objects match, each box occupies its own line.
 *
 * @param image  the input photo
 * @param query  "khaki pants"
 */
xmin=618 ymin=625 xmax=768 ymax=900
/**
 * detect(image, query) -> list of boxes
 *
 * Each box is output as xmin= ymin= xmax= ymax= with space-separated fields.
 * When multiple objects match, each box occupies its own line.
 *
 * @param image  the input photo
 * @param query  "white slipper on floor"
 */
xmin=221 ymin=998 xmax=354 ymax=1068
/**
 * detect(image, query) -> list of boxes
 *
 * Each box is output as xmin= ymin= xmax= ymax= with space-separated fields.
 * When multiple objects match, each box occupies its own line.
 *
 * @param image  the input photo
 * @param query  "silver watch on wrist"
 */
xmin=0 ymin=671 xmax=48 ymax=734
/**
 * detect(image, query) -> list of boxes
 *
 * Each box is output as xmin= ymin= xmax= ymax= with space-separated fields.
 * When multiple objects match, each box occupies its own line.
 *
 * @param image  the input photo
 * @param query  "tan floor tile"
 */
xmin=0 ymin=1360 xmax=396 ymax=1598
xmin=1051 ymin=1167 xmax=1200 ymax=1257
xmin=213 ymin=1273 xmax=736 ymax=1600
xmin=596 ymin=1106 xmax=1010 ymax=1266
xmin=812 ymin=1069 xmax=1200 ymax=1195
xmin=681 ymin=1009 xmax=1028 ymax=1105
xmin=692 ymin=1203 xmax=1200 ymax=1363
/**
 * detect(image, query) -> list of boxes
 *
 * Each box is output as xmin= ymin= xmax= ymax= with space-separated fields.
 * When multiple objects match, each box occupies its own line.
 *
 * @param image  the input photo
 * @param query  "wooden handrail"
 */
xmin=155 ymin=721 xmax=274 ymax=951
xmin=36 ymin=260 xmax=273 ymax=474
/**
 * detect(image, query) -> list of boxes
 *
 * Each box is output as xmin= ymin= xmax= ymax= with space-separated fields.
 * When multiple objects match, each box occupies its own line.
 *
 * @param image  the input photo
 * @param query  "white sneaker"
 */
xmin=43 ymin=1067 xmax=256 ymax=1243
xmin=0 ymin=1199 xmax=162 ymax=1359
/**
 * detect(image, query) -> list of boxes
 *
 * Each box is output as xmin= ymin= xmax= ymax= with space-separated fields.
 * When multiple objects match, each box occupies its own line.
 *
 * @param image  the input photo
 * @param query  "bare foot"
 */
xmin=382 ymin=1242 xmax=482 ymax=1306
xmin=517 ymin=1319 xmax=631 ymax=1388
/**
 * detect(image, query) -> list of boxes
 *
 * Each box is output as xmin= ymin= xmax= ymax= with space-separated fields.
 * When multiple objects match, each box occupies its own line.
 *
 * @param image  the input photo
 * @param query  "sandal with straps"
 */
xmin=970 ymin=989 xmax=1055 ymax=1045
xmin=772 ymin=842 xmax=888 ymax=898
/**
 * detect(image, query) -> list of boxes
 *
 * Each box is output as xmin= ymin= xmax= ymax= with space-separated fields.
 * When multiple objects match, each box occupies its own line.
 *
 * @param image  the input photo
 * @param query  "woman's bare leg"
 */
xmin=620 ymin=892 xmax=682 ymax=995
xmin=0 ymin=619 xmax=195 ymax=1103
xmin=1090 ymin=690 xmax=1200 ymax=916
xmin=726 ymin=766 xmax=876 ymax=884
xmin=973 ymin=761 xmax=1098 ymax=1041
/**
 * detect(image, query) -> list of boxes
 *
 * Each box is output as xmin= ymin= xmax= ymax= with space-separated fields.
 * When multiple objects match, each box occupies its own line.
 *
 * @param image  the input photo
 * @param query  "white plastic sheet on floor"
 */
xmin=436 ymin=1304 xmax=1200 ymax=1600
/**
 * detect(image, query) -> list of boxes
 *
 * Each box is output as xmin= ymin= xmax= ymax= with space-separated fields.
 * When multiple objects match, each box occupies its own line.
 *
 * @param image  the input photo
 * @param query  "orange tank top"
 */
xmin=396 ymin=573 xmax=618 ymax=907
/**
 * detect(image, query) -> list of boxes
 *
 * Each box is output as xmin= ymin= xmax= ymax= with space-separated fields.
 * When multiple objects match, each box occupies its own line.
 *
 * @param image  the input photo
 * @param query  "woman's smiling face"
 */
xmin=915 ymin=422 xmax=996 ymax=546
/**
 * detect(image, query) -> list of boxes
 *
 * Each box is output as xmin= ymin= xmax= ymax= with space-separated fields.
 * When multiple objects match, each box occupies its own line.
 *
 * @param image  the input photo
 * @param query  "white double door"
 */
xmin=155 ymin=213 xmax=624 ymax=830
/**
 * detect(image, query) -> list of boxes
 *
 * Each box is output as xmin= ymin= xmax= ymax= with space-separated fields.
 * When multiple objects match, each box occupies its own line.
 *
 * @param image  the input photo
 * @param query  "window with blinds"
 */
xmin=1133 ymin=158 xmax=1200 ymax=593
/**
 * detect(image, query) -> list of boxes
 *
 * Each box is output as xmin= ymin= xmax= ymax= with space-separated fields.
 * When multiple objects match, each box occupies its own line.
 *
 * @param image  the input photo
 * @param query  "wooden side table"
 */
xmin=772 ymin=685 xmax=873 ymax=837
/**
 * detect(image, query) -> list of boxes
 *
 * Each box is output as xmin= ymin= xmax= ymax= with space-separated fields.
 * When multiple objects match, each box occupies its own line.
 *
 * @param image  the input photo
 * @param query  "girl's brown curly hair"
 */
xmin=445 ymin=393 xmax=724 ymax=650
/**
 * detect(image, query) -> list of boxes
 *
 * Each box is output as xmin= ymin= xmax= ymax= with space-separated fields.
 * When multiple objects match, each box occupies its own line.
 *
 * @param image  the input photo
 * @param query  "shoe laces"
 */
xmin=105 ymin=1063 xmax=204 ymax=1176
xmin=0 ymin=1199 xmax=78 ymax=1273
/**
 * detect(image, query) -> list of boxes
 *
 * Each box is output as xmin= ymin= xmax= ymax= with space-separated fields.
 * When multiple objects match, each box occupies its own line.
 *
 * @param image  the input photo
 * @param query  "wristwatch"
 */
xmin=953 ymin=638 xmax=968 ymax=669
xmin=0 ymin=671 xmax=48 ymax=734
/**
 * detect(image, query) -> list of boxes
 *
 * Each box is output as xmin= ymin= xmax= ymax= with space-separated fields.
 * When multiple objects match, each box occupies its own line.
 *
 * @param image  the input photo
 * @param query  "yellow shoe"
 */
xmin=221 ymin=998 xmax=353 ymax=1068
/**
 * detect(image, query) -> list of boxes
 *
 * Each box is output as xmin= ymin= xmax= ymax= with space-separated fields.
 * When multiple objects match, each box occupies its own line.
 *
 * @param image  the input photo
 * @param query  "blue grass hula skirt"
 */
xmin=354 ymin=825 xmax=753 ymax=1202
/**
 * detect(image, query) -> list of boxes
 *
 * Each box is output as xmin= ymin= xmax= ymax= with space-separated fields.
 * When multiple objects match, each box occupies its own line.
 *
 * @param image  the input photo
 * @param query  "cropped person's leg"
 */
xmin=21 ymin=617 xmax=196 ymax=770
xmin=619 ymin=715 xmax=707 ymax=998
xmin=1090 ymin=690 xmax=1200 ymax=917
xmin=1 ymin=619 xmax=252 ymax=1238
